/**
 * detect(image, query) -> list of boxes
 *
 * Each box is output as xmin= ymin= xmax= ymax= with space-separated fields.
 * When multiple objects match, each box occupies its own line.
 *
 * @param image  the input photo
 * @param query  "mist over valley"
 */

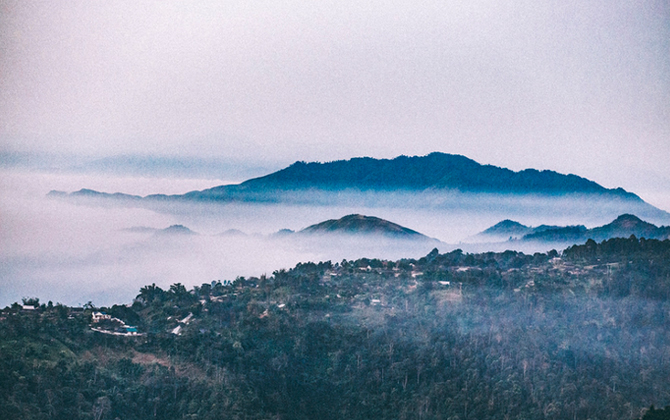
xmin=3 ymin=2 xmax=669 ymax=416
xmin=3 ymin=154 xmax=669 ymax=308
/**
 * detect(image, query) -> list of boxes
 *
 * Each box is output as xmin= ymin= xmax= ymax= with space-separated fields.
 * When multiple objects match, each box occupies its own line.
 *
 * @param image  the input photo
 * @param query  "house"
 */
xmin=91 ymin=312 xmax=111 ymax=322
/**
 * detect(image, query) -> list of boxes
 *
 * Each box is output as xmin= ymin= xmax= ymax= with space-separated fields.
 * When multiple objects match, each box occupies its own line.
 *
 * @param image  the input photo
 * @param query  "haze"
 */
xmin=1 ymin=1 xmax=669 ymax=202
xmin=1 ymin=1 xmax=669 ymax=305
xmin=0 ymin=168 xmax=661 ymax=307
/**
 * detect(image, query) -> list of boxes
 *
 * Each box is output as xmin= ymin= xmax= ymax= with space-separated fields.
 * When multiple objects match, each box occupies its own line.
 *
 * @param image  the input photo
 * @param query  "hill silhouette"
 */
xmin=478 ymin=214 xmax=670 ymax=244
xmin=153 ymin=224 xmax=196 ymax=236
xmin=48 ymin=153 xmax=670 ymax=223
xmin=179 ymin=153 xmax=642 ymax=199
xmin=588 ymin=213 xmax=663 ymax=241
xmin=300 ymin=214 xmax=429 ymax=239
xmin=478 ymin=219 xmax=534 ymax=240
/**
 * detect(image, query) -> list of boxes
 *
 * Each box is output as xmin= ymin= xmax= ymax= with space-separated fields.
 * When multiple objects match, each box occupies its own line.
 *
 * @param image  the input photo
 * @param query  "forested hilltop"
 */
xmin=2 ymin=237 xmax=670 ymax=420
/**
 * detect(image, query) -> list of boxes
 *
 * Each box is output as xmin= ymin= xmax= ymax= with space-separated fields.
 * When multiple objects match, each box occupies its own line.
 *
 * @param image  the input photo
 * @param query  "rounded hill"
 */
xmin=300 ymin=214 xmax=427 ymax=239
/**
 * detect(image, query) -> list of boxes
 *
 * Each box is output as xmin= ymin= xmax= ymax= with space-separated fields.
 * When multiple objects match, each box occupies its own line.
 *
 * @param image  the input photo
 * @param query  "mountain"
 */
xmin=587 ymin=213 xmax=664 ymax=241
xmin=476 ymin=220 xmax=571 ymax=241
xmin=477 ymin=214 xmax=670 ymax=244
xmin=477 ymin=220 xmax=533 ymax=240
xmin=120 ymin=224 xmax=197 ymax=236
xmin=176 ymin=152 xmax=642 ymax=199
xmin=49 ymin=153 xmax=670 ymax=223
xmin=299 ymin=214 xmax=430 ymax=240
xmin=272 ymin=229 xmax=296 ymax=237
xmin=154 ymin=225 xmax=197 ymax=236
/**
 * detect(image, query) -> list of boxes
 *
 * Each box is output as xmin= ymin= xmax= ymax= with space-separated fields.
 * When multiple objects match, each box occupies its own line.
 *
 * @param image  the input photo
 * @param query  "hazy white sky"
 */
xmin=1 ymin=0 xmax=669 ymax=197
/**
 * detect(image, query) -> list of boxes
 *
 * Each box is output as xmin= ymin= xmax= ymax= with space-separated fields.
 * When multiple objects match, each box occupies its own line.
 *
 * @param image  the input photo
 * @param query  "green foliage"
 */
xmin=638 ymin=406 xmax=670 ymax=420
xmin=21 ymin=297 xmax=40 ymax=306
xmin=2 ymin=238 xmax=670 ymax=419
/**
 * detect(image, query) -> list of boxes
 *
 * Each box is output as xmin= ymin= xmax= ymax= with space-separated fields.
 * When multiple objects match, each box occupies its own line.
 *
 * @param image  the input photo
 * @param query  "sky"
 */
xmin=1 ymin=0 xmax=669 ymax=206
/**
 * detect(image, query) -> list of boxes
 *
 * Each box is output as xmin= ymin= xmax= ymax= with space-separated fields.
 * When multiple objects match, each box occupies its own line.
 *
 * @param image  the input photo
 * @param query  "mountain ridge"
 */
xmin=47 ymin=153 xmax=670 ymax=223
xmin=183 ymin=153 xmax=643 ymax=200
xmin=477 ymin=214 xmax=670 ymax=244
xmin=50 ymin=153 xmax=646 ymax=201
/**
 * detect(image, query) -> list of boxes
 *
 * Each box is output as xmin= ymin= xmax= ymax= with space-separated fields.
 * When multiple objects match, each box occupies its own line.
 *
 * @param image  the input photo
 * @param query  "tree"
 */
xmin=21 ymin=297 xmax=39 ymax=306
xmin=638 ymin=406 xmax=670 ymax=420
xmin=136 ymin=283 xmax=165 ymax=304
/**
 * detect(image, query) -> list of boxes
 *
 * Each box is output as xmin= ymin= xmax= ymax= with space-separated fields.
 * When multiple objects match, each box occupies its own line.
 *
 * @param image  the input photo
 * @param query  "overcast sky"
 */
xmin=1 ymin=0 xmax=669 ymax=200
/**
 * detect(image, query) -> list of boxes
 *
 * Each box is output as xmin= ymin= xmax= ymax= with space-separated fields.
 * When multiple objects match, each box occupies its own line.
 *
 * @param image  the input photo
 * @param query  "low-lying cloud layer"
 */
xmin=2 ymin=168 xmax=668 ymax=307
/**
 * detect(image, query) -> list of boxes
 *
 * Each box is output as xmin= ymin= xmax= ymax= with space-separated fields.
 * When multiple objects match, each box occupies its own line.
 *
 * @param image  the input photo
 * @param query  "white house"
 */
xmin=91 ymin=312 xmax=111 ymax=322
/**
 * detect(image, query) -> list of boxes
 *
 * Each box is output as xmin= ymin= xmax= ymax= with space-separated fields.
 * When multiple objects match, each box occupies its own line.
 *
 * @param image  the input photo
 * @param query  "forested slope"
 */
xmin=2 ymin=237 xmax=670 ymax=419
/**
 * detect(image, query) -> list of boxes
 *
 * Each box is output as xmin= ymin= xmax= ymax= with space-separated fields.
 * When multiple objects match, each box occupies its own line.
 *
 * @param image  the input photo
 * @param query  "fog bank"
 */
xmin=2 ymin=169 xmax=666 ymax=307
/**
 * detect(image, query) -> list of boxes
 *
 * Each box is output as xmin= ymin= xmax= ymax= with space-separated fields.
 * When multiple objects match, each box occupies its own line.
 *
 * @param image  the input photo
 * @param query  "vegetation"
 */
xmin=637 ymin=405 xmax=670 ymax=420
xmin=2 ymin=237 xmax=670 ymax=419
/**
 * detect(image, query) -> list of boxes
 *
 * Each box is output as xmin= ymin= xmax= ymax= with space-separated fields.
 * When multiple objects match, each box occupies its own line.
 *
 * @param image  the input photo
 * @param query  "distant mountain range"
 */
xmin=50 ymin=153 xmax=642 ymax=199
xmin=159 ymin=152 xmax=642 ymax=200
xmin=119 ymin=216 xmax=431 ymax=240
xmin=120 ymin=214 xmax=669 ymax=247
xmin=48 ymin=153 xmax=670 ymax=223
xmin=477 ymin=214 xmax=670 ymax=244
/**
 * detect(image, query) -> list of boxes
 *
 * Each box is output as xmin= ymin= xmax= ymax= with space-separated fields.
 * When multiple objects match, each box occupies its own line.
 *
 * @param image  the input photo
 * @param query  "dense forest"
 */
xmin=2 ymin=236 xmax=670 ymax=419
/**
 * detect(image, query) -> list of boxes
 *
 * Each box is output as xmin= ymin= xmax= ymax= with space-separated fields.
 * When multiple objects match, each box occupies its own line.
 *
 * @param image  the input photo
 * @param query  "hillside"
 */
xmin=300 ymin=214 xmax=429 ymax=239
xmin=3 ymin=238 xmax=670 ymax=419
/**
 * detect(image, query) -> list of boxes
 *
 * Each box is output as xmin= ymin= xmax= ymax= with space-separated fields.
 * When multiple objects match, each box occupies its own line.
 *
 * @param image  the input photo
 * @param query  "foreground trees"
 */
xmin=2 ymin=238 xmax=670 ymax=419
